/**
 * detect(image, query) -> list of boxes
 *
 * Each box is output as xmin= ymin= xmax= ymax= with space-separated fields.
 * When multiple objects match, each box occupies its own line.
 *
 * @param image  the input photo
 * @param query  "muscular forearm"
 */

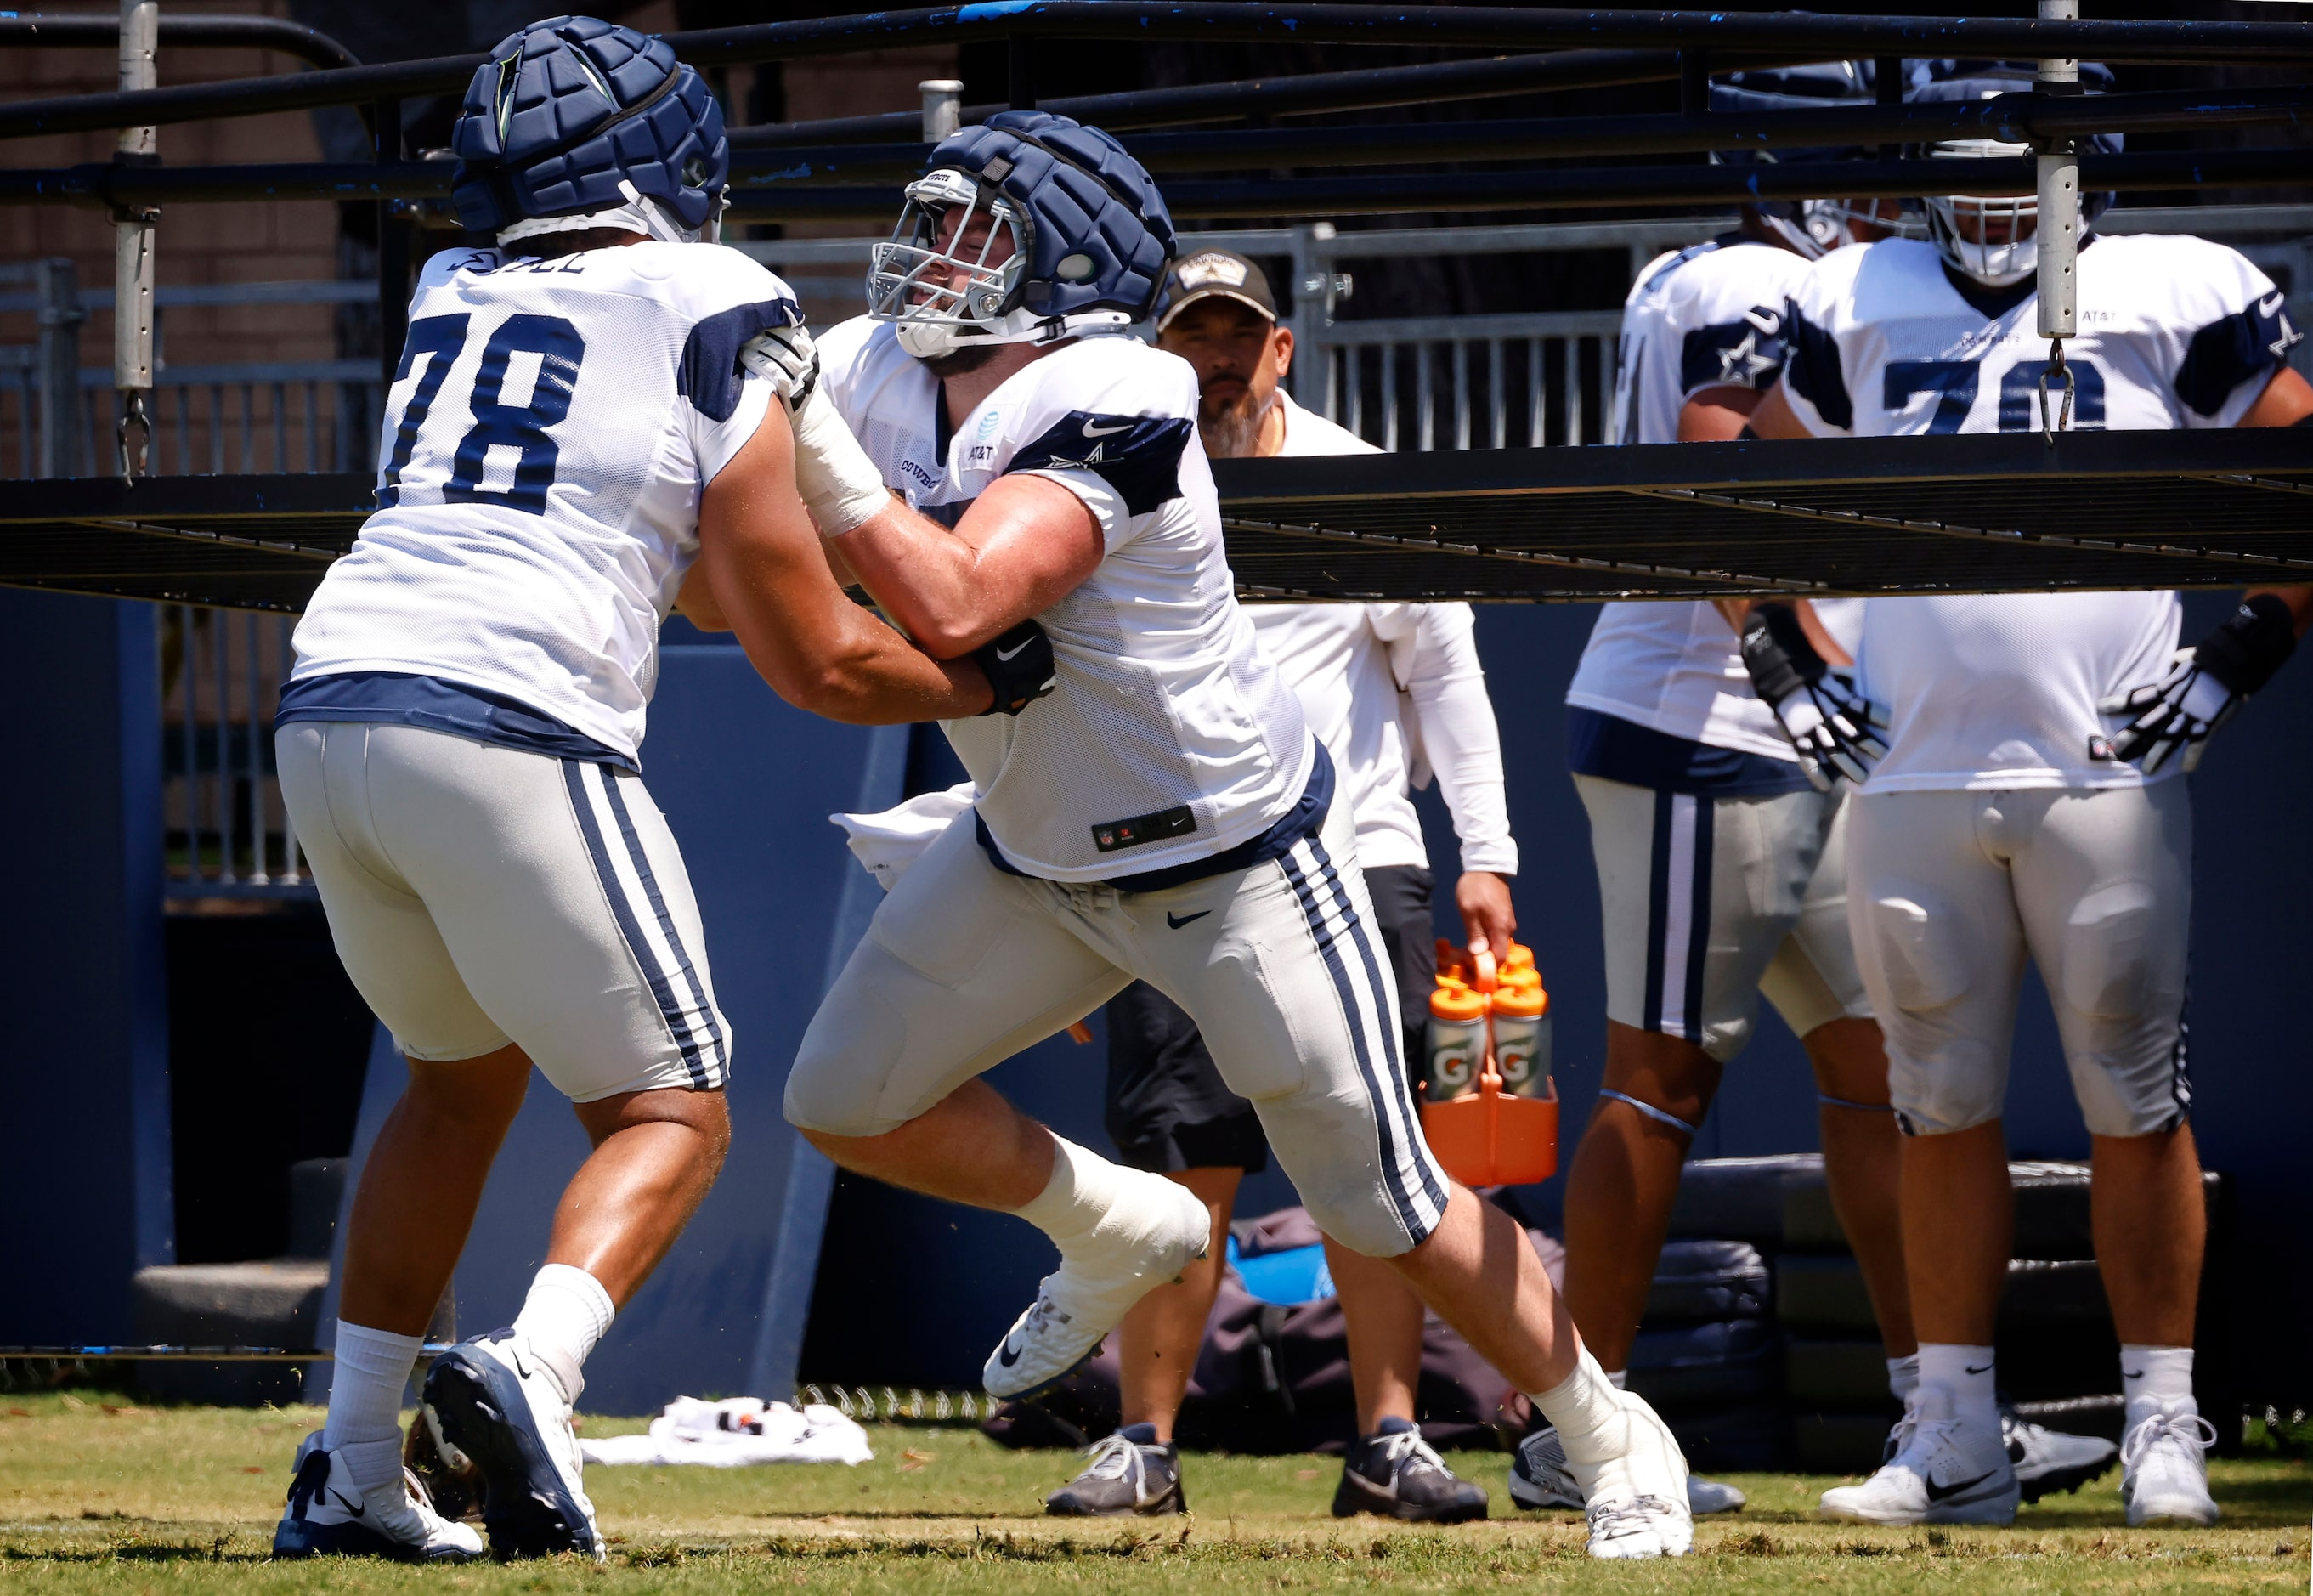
xmin=833 ymin=500 xmax=1006 ymax=658
xmin=729 ymin=597 xmax=991 ymax=722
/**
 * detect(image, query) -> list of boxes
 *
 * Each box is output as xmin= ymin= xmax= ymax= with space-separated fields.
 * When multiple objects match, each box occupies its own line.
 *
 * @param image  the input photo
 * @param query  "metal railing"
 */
xmin=0 ymin=270 xmax=381 ymax=479
xmin=162 ymin=604 xmax=308 ymax=900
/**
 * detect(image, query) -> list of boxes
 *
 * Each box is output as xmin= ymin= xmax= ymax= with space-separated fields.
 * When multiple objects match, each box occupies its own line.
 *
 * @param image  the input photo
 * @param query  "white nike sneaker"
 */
xmin=1564 ymin=1390 xmax=1694 ymax=1559
xmin=985 ymin=1176 xmax=1210 ymax=1401
xmin=421 ymin=1328 xmax=603 ymax=1562
xmin=272 ymin=1432 xmax=485 ymax=1562
xmin=2118 ymin=1401 xmax=2220 ymax=1527
xmin=1819 ymin=1384 xmax=2016 ymax=1526
xmin=2003 ymin=1406 xmax=2118 ymax=1503
xmin=1510 ymin=1423 xmax=1745 ymax=1514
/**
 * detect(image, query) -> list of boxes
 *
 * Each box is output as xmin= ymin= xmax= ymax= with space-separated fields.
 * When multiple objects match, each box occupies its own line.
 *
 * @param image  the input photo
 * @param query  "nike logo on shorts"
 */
xmin=1965 ymin=1363 xmax=1993 ymax=1375
xmin=1166 ymin=910 xmax=1211 ymax=929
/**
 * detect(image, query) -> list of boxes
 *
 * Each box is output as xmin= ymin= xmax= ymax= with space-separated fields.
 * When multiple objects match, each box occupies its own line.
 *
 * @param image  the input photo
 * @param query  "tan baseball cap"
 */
xmin=1153 ymin=248 xmax=1277 ymax=332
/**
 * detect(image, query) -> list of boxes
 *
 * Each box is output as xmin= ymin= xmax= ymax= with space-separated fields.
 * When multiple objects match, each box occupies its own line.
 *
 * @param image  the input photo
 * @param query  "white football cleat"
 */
xmin=2003 ymin=1406 xmax=2118 ymax=1503
xmin=272 ymin=1432 xmax=485 ymax=1562
xmin=1564 ymin=1390 xmax=1694 ymax=1559
xmin=985 ymin=1176 xmax=1210 ymax=1401
xmin=1510 ymin=1423 xmax=1744 ymax=1515
xmin=1820 ymin=1384 xmax=2016 ymax=1526
xmin=421 ymin=1329 xmax=603 ymax=1562
xmin=2119 ymin=1401 xmax=2220 ymax=1527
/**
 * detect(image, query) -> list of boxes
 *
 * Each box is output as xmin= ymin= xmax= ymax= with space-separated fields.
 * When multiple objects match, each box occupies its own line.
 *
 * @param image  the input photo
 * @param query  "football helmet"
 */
xmin=451 ymin=15 xmax=728 ymax=246
xmin=1909 ymin=61 xmax=2120 ymax=288
xmin=868 ymin=110 xmax=1175 ymax=359
xmin=1711 ymin=61 xmax=1926 ymax=260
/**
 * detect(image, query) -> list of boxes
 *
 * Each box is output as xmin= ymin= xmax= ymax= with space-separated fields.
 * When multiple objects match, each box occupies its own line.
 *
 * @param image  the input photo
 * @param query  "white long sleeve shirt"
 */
xmin=1243 ymin=394 xmax=1519 ymax=875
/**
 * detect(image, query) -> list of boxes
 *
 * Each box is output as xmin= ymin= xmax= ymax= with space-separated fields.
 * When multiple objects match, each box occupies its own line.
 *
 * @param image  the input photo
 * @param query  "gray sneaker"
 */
xmin=1332 ymin=1418 xmax=1488 ymax=1523
xmin=1044 ymin=1424 xmax=1185 ymax=1517
xmin=1512 ymin=1424 xmax=1745 ymax=1514
xmin=2004 ymin=1407 xmax=2118 ymax=1503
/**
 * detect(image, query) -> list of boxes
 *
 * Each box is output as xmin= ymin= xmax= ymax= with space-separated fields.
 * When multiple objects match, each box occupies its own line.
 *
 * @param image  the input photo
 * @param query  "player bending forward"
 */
xmin=760 ymin=112 xmax=1693 ymax=1558
xmin=1745 ymin=61 xmax=2311 ymax=1529
xmin=271 ymin=19 xmax=995 ymax=1564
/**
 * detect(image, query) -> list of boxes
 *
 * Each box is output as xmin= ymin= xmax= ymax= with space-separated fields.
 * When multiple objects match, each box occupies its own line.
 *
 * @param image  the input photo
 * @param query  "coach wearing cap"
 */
xmin=1046 ymin=249 xmax=1523 ymax=1522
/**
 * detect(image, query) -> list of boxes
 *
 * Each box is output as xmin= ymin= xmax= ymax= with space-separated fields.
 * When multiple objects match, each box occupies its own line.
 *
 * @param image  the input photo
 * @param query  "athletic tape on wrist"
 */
xmin=1598 ymin=1088 xmax=1700 ymax=1137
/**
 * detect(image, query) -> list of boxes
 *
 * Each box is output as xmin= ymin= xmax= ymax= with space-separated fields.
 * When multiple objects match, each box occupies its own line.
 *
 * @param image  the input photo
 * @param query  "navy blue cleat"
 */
xmin=271 ymin=1432 xmax=484 ymax=1561
xmin=421 ymin=1329 xmax=603 ymax=1563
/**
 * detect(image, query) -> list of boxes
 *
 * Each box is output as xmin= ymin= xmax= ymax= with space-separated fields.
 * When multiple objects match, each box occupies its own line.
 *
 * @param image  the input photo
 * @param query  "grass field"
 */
xmin=2 ymin=1389 xmax=2309 ymax=1592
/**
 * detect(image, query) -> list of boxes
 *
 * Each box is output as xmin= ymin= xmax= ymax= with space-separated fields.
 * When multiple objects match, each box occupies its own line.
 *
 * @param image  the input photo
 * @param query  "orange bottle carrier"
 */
xmin=1418 ymin=942 xmax=1559 ymax=1187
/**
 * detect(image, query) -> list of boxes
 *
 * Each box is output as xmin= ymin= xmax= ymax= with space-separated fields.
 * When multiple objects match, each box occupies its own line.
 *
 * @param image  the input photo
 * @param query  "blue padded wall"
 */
xmin=0 ymin=593 xmax=172 ymax=1343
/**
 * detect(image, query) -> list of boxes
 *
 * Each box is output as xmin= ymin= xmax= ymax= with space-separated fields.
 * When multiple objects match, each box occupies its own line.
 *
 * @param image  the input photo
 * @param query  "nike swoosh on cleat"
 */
xmin=1925 ymin=1470 xmax=1997 ymax=1503
xmin=998 ymin=1343 xmax=1023 ymax=1368
xmin=1166 ymin=910 xmax=1211 ymax=929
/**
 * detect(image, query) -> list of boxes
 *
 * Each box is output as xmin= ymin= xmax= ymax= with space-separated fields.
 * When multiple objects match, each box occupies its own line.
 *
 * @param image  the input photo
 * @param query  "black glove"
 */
xmin=2099 ymin=593 xmax=2298 ymax=774
xmin=971 ymin=620 xmax=1057 ymax=716
xmin=1740 ymin=602 xmax=1888 ymax=791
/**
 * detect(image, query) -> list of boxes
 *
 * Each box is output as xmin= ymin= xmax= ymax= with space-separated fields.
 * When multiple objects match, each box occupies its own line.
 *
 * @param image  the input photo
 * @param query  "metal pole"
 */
xmin=36 ymin=257 xmax=82 ymax=478
xmin=376 ymin=97 xmax=406 ymax=393
xmin=114 ymin=0 xmax=157 ymax=481
xmin=919 ymin=78 xmax=963 ymax=141
xmin=2036 ymin=0 xmax=2080 ymax=438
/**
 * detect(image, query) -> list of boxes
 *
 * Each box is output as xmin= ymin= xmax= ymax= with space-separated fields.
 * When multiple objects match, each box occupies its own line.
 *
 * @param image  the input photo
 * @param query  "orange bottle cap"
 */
xmin=1490 ymin=982 xmax=1547 ymax=1017
xmin=1501 ymin=942 xmax=1535 ymax=971
xmin=1428 ymin=985 xmax=1488 ymax=1022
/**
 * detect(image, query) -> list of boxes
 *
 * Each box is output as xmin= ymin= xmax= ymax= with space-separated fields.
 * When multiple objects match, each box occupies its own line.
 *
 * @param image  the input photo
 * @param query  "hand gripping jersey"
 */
xmin=816 ymin=316 xmax=1311 ymax=881
xmin=1569 ymin=237 xmax=1862 ymax=761
xmin=289 ymin=243 xmax=800 ymax=763
xmin=1246 ymin=393 xmax=1518 ymax=876
xmin=1782 ymin=233 xmax=2299 ymax=792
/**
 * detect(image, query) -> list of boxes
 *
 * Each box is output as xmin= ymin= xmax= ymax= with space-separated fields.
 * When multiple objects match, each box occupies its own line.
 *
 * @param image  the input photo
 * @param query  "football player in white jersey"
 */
xmin=756 ymin=112 xmax=1694 ymax=1558
xmin=269 ymin=20 xmax=1003 ymax=1565
xmin=1036 ymin=249 xmax=1517 ymax=1522
xmin=1551 ymin=62 xmax=1958 ymax=1517
xmin=1744 ymin=62 xmax=2313 ymax=1530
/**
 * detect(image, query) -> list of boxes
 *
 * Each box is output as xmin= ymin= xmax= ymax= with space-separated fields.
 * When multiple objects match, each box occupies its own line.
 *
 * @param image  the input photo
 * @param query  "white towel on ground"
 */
xmin=577 ymin=1397 xmax=874 ymax=1468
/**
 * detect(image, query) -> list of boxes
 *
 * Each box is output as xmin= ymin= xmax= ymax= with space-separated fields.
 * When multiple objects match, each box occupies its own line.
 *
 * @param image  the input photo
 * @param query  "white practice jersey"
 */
xmin=1571 ymin=236 xmax=1861 ymax=761
xmin=1247 ymin=393 xmax=1517 ymax=875
xmin=817 ymin=317 xmax=1311 ymax=881
xmin=291 ymin=242 xmax=799 ymax=761
xmin=1782 ymin=233 xmax=2299 ymax=792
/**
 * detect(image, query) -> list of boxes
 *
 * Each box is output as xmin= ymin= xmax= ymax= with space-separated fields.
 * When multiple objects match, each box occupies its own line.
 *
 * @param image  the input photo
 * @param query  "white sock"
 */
xmin=513 ymin=1264 xmax=615 ymax=1401
xmin=1605 ymin=1368 xmax=1629 ymax=1390
xmin=1012 ymin=1134 xmax=1140 ymax=1250
xmin=1917 ymin=1344 xmax=1999 ymax=1430
xmin=1887 ymin=1353 xmax=1920 ymax=1407
xmin=324 ymin=1321 xmax=425 ymax=1486
xmin=1532 ymin=1345 xmax=1628 ymax=1468
xmin=2121 ymin=1344 xmax=2196 ymax=1427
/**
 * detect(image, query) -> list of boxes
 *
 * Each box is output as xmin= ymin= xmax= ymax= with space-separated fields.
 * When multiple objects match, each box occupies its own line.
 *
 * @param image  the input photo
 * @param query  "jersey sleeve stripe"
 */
xmin=1784 ymin=299 xmax=1854 ymax=433
xmin=1005 ymin=410 xmax=1192 ymax=515
xmin=2175 ymin=294 xmax=2302 ymax=419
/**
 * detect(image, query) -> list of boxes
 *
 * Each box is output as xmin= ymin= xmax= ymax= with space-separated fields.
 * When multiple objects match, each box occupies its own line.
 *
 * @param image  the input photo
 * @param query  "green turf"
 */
xmin=2 ymin=1389 xmax=2308 ymax=1591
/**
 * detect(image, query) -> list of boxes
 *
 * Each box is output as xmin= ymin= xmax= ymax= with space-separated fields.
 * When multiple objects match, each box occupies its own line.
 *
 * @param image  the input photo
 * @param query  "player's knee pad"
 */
xmin=2056 ymin=883 xmax=2169 ymax=1022
xmin=1296 ymin=1180 xmax=1425 ymax=1260
xmin=1886 ymin=1038 xmax=2006 ymax=1137
xmin=781 ymin=964 xmax=914 ymax=1140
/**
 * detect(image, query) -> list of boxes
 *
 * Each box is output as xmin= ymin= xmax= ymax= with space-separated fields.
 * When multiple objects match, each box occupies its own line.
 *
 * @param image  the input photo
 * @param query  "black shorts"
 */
xmin=1104 ymin=863 xmax=1436 ymax=1174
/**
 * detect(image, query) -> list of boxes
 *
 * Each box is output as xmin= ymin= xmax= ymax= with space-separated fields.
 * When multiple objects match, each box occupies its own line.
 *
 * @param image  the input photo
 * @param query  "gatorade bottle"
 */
xmin=1490 ymin=981 xmax=1552 ymax=1097
xmin=1426 ymin=985 xmax=1487 ymax=1101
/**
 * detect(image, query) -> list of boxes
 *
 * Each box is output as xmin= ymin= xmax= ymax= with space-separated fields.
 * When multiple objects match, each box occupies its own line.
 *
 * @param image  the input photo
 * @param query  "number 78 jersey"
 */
xmin=291 ymin=243 xmax=803 ymax=763
xmin=1779 ymin=233 xmax=2295 ymax=438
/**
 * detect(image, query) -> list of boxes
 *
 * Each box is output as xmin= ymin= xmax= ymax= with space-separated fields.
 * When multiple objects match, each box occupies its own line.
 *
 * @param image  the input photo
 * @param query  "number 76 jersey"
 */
xmin=1779 ymin=232 xmax=2297 ymax=439
xmin=291 ymin=242 xmax=803 ymax=763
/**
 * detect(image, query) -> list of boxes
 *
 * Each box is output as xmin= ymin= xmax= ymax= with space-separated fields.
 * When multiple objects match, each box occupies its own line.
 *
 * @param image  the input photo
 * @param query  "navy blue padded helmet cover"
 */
xmin=452 ymin=15 xmax=728 ymax=234
xmin=925 ymin=110 xmax=1177 ymax=320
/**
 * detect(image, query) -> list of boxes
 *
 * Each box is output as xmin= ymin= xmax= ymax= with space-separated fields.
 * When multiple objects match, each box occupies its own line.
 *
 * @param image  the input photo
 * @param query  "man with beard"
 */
xmin=1038 ymin=250 xmax=1521 ymax=1520
xmin=756 ymin=113 xmax=1695 ymax=1558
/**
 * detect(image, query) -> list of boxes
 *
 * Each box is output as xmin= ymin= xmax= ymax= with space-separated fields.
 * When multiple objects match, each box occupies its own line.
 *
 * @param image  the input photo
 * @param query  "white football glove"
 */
xmin=2098 ymin=594 xmax=2299 ymax=775
xmin=739 ymin=326 xmax=891 ymax=538
xmin=1739 ymin=603 xmax=1888 ymax=791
